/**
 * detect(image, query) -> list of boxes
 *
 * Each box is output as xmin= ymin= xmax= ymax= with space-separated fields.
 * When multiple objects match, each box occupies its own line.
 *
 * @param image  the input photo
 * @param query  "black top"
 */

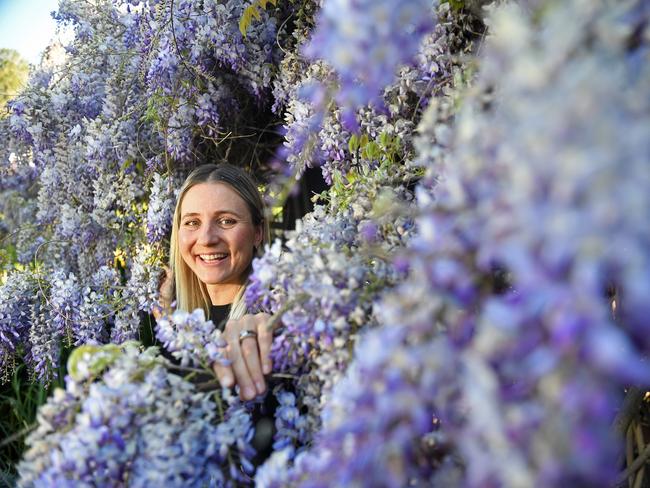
xmin=210 ymin=304 xmax=232 ymax=330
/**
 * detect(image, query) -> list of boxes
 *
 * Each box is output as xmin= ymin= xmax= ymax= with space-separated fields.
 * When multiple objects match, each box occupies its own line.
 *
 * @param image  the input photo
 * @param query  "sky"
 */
xmin=0 ymin=0 xmax=61 ymax=64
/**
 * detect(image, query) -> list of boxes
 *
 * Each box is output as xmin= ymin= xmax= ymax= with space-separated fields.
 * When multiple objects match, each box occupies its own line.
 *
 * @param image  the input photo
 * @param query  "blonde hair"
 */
xmin=169 ymin=164 xmax=270 ymax=320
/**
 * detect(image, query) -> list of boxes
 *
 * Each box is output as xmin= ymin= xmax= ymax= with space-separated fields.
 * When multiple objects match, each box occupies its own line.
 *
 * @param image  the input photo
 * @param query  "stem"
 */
xmin=626 ymin=425 xmax=635 ymax=488
xmin=0 ymin=424 xmax=37 ymax=448
xmin=616 ymin=443 xmax=650 ymax=488
xmin=196 ymin=379 xmax=220 ymax=391
xmin=269 ymin=373 xmax=298 ymax=380
xmin=165 ymin=363 xmax=207 ymax=375
xmin=266 ymin=293 xmax=309 ymax=333
xmin=633 ymin=424 xmax=646 ymax=488
xmin=213 ymin=390 xmax=225 ymax=420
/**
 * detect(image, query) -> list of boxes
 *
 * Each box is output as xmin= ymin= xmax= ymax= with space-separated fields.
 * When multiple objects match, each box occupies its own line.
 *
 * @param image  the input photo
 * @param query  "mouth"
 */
xmin=198 ymin=253 xmax=229 ymax=263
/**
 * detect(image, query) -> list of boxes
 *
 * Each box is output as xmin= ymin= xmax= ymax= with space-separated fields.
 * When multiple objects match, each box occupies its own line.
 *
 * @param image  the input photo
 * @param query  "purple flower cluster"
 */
xmin=275 ymin=2 xmax=477 ymax=186
xmin=271 ymin=390 xmax=308 ymax=451
xmin=251 ymin=0 xmax=650 ymax=486
xmin=145 ymin=172 xmax=178 ymax=243
xmin=246 ymin=154 xmax=419 ymax=436
xmin=305 ymin=0 xmax=435 ymax=117
xmin=111 ymin=244 xmax=165 ymax=344
xmin=258 ymin=325 xmax=456 ymax=487
xmin=0 ymin=265 xmax=121 ymax=383
xmin=246 ymin=212 xmax=364 ymax=370
xmin=18 ymin=343 xmax=257 ymax=486
xmin=0 ymin=270 xmax=35 ymax=381
xmin=245 ymin=203 xmax=404 ymax=374
xmin=282 ymin=0 xmax=650 ymax=485
xmin=74 ymin=266 xmax=121 ymax=346
xmin=28 ymin=271 xmax=82 ymax=383
xmin=155 ymin=308 xmax=228 ymax=368
xmin=139 ymin=0 xmax=277 ymax=160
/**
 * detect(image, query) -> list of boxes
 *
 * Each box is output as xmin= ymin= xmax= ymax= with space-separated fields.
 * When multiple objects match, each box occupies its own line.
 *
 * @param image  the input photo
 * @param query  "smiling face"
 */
xmin=178 ymin=182 xmax=263 ymax=305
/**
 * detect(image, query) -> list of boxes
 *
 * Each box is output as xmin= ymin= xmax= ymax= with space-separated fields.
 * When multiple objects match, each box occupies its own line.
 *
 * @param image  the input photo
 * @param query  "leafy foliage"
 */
xmin=240 ymin=0 xmax=278 ymax=37
xmin=0 ymin=49 xmax=28 ymax=116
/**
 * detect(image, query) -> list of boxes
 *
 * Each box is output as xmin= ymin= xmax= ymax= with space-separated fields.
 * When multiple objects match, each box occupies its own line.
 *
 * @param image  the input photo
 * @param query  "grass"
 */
xmin=0 ymin=355 xmax=66 ymax=486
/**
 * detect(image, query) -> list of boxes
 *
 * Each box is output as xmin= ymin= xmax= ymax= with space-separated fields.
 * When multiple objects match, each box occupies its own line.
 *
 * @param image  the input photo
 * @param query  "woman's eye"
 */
xmin=217 ymin=218 xmax=237 ymax=228
xmin=183 ymin=220 xmax=199 ymax=227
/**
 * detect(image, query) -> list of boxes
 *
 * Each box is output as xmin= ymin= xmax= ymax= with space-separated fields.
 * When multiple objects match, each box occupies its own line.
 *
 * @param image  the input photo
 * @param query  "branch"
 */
xmin=613 ymin=387 xmax=645 ymax=438
xmin=615 ymin=443 xmax=650 ymax=488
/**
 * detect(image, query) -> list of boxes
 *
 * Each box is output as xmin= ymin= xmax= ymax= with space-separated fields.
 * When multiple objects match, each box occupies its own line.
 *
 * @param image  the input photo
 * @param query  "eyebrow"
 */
xmin=180 ymin=210 xmax=244 ymax=220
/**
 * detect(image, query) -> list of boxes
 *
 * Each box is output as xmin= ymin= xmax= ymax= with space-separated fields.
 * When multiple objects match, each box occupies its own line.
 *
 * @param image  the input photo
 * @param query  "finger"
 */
xmin=256 ymin=315 xmax=273 ymax=375
xmin=227 ymin=340 xmax=258 ymax=401
xmin=212 ymin=361 xmax=234 ymax=388
xmin=152 ymin=307 xmax=162 ymax=321
xmin=240 ymin=334 xmax=266 ymax=396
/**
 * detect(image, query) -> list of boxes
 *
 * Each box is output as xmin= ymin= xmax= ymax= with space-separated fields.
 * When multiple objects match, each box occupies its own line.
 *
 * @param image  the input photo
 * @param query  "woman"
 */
xmin=160 ymin=163 xmax=274 ymax=401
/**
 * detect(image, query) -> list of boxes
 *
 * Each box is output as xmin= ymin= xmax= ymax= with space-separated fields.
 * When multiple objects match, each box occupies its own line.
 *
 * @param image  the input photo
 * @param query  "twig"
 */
xmin=269 ymin=373 xmax=298 ymax=380
xmin=195 ymin=379 xmax=221 ymax=391
xmin=275 ymin=11 xmax=293 ymax=56
xmin=164 ymin=363 xmax=207 ymax=375
xmin=616 ymin=443 xmax=650 ymax=487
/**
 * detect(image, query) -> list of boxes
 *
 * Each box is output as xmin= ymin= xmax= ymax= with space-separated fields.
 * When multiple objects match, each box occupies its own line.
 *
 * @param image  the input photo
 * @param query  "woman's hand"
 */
xmin=153 ymin=266 xmax=174 ymax=321
xmin=212 ymin=312 xmax=273 ymax=400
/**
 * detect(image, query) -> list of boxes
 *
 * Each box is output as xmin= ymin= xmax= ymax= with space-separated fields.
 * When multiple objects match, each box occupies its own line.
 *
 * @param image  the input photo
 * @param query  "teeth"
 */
xmin=200 ymin=253 xmax=228 ymax=262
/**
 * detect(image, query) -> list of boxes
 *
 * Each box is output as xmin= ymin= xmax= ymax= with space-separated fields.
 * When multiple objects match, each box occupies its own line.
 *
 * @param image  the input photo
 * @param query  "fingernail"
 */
xmin=255 ymin=381 xmax=265 ymax=393
xmin=262 ymin=363 xmax=271 ymax=374
xmin=244 ymin=387 xmax=256 ymax=399
xmin=222 ymin=376 xmax=233 ymax=387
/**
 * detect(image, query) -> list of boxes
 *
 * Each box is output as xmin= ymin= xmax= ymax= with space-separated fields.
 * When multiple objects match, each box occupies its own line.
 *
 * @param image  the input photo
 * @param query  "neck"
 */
xmin=207 ymin=283 xmax=242 ymax=305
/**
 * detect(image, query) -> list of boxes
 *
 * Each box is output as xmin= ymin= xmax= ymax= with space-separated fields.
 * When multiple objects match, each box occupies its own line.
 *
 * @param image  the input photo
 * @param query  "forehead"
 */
xmin=180 ymin=182 xmax=249 ymax=215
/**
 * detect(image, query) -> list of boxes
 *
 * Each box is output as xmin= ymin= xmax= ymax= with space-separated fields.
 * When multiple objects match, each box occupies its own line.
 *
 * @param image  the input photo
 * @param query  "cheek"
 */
xmin=179 ymin=233 xmax=193 ymax=255
xmin=231 ymin=230 xmax=256 ymax=257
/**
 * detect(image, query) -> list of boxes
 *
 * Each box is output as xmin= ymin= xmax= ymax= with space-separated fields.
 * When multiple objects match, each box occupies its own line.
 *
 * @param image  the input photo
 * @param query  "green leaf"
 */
xmin=360 ymin=134 xmax=369 ymax=148
xmin=441 ymin=0 xmax=464 ymax=12
xmin=366 ymin=141 xmax=380 ymax=160
xmin=348 ymin=134 xmax=359 ymax=153
xmin=240 ymin=0 xmax=279 ymax=37
xmin=0 ymin=48 xmax=29 ymax=116
xmin=67 ymin=344 xmax=125 ymax=381
xmin=239 ymin=7 xmax=255 ymax=37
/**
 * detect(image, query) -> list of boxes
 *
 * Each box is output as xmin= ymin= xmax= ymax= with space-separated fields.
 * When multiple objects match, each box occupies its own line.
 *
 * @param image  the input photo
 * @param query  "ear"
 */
xmin=254 ymin=224 xmax=263 ymax=248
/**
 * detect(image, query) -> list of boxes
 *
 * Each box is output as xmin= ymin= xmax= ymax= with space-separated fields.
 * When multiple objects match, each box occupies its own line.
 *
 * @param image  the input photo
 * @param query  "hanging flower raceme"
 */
xmin=304 ymin=0 xmax=436 ymax=119
xmin=18 ymin=341 xmax=257 ymax=486
xmin=155 ymin=308 xmax=229 ymax=368
xmin=370 ymin=0 xmax=650 ymax=485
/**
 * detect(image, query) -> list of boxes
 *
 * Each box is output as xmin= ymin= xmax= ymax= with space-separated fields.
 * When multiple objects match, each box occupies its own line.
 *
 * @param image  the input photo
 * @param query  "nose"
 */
xmin=196 ymin=220 xmax=222 ymax=246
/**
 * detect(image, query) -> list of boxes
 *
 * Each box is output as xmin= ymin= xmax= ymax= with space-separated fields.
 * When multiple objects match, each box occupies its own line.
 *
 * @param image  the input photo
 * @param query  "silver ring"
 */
xmin=238 ymin=330 xmax=258 ymax=344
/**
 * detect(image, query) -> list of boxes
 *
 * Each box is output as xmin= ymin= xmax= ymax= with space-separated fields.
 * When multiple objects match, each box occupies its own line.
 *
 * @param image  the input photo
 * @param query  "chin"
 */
xmin=200 ymin=272 xmax=245 ymax=287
